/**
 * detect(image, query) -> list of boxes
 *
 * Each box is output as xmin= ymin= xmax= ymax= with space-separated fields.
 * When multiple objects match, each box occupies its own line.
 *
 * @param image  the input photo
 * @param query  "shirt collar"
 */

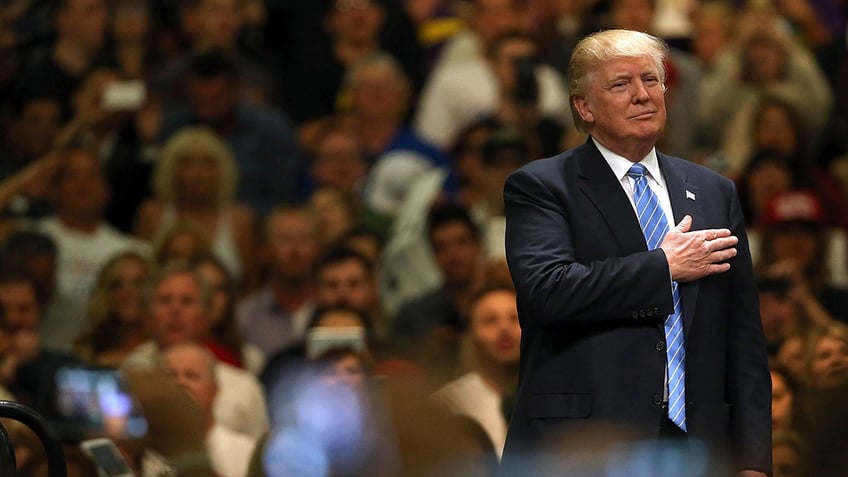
xmin=592 ymin=137 xmax=665 ymax=189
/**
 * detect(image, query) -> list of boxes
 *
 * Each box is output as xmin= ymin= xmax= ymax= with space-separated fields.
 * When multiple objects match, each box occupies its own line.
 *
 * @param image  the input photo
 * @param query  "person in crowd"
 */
xmin=11 ymin=0 xmax=108 ymax=110
xmin=65 ymin=67 xmax=160 ymax=232
xmin=414 ymin=30 xmax=569 ymax=150
xmin=804 ymin=321 xmax=848 ymax=390
xmin=449 ymin=118 xmax=501 ymax=211
xmin=796 ymin=323 xmax=848 ymax=477
xmin=500 ymin=30 xmax=771 ymax=476
xmin=162 ymin=342 xmax=256 ymax=477
xmin=102 ymin=0 xmax=159 ymax=79
xmin=263 ymin=0 xmax=422 ymax=128
xmin=0 ymin=231 xmax=84 ymax=354
xmin=134 ymin=125 xmax=257 ymax=289
xmin=120 ymin=360 xmax=216 ymax=476
xmin=309 ymin=187 xmax=359 ymax=251
xmin=158 ymin=50 xmax=302 ymax=218
xmin=35 ymin=146 xmax=149 ymax=342
xmin=755 ymin=190 xmax=848 ymax=320
xmin=757 ymin=274 xmax=835 ymax=356
xmin=237 ymin=205 xmax=319 ymax=358
xmin=0 ymin=272 xmax=82 ymax=417
xmin=151 ymin=220 xmax=214 ymax=267
xmin=305 ymin=123 xmax=370 ymax=201
xmin=193 ymin=254 xmax=264 ymax=374
xmin=392 ymin=204 xmax=486 ymax=373
xmin=150 ymin=0 xmax=276 ymax=107
xmin=770 ymin=363 xmax=803 ymax=433
xmin=313 ymin=247 xmax=380 ymax=334
xmin=696 ymin=8 xmax=833 ymax=170
xmin=432 ymin=282 xmax=520 ymax=459
xmin=0 ymin=94 xmax=65 ymax=185
xmin=689 ymin=1 xmax=735 ymax=72
xmin=777 ymin=331 xmax=808 ymax=384
xmin=73 ymin=251 xmax=151 ymax=367
xmin=429 ymin=0 xmax=530 ymax=74
xmin=124 ymin=261 xmax=269 ymax=439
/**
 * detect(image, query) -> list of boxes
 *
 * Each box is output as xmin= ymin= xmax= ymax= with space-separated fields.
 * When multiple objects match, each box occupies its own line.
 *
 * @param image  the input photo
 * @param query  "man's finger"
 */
xmin=676 ymin=215 xmax=692 ymax=232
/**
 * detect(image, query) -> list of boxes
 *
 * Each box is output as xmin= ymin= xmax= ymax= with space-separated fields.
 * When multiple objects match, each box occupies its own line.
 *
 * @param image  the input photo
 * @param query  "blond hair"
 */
xmin=154 ymin=126 xmax=238 ymax=205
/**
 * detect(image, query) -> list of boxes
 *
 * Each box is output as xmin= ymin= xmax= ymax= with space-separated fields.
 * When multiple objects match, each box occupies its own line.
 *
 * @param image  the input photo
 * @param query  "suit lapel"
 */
xmin=575 ymin=141 xmax=647 ymax=256
xmin=658 ymin=153 xmax=701 ymax=339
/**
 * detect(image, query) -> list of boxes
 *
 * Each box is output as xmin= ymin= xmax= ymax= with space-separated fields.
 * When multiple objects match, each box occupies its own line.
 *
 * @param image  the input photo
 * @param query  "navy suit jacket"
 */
xmin=501 ymin=140 xmax=772 ymax=474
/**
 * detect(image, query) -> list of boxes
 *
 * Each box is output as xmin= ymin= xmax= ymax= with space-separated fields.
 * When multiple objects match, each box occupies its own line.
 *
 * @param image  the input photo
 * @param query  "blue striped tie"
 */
xmin=627 ymin=163 xmax=687 ymax=432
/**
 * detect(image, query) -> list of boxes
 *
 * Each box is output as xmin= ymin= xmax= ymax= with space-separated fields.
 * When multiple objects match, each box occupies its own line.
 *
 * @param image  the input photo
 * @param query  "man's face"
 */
xmin=197 ymin=0 xmax=243 ymax=49
xmin=187 ymin=76 xmax=237 ymax=124
xmin=0 ymin=282 xmax=40 ymax=332
xmin=430 ymin=221 xmax=482 ymax=286
xmin=53 ymin=150 xmax=110 ymax=220
xmin=149 ymin=273 xmax=209 ymax=348
xmin=58 ymin=0 xmax=107 ymax=51
xmin=312 ymin=132 xmax=368 ymax=196
xmin=350 ymin=65 xmax=408 ymax=121
xmin=265 ymin=210 xmax=320 ymax=281
xmin=315 ymin=259 xmax=375 ymax=312
xmin=13 ymin=98 xmax=63 ymax=160
xmin=469 ymin=289 xmax=521 ymax=365
xmin=164 ymin=345 xmax=218 ymax=413
xmin=573 ymin=55 xmax=666 ymax=154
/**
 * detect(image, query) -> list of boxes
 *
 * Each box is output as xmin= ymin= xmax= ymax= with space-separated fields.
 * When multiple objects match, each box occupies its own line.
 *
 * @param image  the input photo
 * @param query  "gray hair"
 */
xmin=568 ymin=29 xmax=669 ymax=132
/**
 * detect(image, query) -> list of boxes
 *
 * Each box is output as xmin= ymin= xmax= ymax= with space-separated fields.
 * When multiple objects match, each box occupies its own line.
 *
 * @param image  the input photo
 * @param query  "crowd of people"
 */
xmin=0 ymin=0 xmax=846 ymax=475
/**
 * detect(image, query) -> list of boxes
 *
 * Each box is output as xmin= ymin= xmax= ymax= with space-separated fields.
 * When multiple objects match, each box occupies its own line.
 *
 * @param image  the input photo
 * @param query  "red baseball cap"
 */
xmin=762 ymin=190 xmax=824 ymax=226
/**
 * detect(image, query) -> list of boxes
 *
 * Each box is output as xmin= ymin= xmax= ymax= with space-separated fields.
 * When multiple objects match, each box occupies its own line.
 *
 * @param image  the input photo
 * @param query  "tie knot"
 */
xmin=627 ymin=163 xmax=647 ymax=179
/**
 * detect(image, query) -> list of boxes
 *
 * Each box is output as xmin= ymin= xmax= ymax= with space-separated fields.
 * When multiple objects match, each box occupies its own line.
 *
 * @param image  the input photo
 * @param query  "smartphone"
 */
xmin=101 ymin=80 xmax=146 ymax=111
xmin=54 ymin=367 xmax=148 ymax=440
xmin=305 ymin=326 xmax=367 ymax=359
xmin=80 ymin=437 xmax=136 ymax=477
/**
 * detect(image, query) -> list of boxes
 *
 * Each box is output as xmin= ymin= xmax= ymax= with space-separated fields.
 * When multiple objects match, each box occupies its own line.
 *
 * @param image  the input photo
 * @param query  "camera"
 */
xmin=513 ymin=56 xmax=539 ymax=106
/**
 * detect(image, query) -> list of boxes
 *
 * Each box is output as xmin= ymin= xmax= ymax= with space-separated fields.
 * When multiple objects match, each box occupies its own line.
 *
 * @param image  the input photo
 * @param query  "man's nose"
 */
xmin=631 ymin=80 xmax=650 ymax=102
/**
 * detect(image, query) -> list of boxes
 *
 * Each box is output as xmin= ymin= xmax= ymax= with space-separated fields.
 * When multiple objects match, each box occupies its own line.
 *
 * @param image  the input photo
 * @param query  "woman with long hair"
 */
xmin=74 ymin=251 xmax=152 ymax=367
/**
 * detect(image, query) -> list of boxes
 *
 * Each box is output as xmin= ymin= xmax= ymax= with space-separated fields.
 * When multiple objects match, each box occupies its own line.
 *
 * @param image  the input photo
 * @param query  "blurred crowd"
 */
xmin=0 ymin=0 xmax=846 ymax=476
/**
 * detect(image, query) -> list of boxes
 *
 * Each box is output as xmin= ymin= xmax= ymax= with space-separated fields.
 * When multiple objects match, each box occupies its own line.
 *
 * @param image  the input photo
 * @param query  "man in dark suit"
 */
xmin=501 ymin=30 xmax=771 ymax=476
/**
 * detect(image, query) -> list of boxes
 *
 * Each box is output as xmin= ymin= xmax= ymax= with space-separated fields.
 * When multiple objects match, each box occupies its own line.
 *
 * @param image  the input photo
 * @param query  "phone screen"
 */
xmin=55 ymin=367 xmax=147 ymax=440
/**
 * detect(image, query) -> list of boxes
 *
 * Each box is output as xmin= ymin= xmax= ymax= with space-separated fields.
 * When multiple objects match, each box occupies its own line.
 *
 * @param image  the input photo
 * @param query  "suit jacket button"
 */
xmin=653 ymin=306 xmax=661 ymax=314
xmin=639 ymin=310 xmax=646 ymax=318
xmin=656 ymin=340 xmax=665 ymax=351
xmin=646 ymin=309 xmax=653 ymax=317
xmin=652 ymin=394 xmax=662 ymax=405
xmin=632 ymin=311 xmax=639 ymax=319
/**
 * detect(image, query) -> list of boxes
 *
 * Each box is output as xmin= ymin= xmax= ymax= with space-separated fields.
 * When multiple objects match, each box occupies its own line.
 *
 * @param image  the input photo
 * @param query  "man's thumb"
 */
xmin=676 ymin=215 xmax=692 ymax=232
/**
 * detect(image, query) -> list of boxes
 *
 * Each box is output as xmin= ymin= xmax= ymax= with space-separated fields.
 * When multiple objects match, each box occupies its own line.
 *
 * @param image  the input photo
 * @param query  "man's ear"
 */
xmin=572 ymin=96 xmax=594 ymax=124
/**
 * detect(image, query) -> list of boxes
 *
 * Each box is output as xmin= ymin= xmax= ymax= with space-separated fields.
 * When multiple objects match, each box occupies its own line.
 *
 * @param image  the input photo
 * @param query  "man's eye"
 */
xmin=643 ymin=76 xmax=659 ymax=86
xmin=609 ymin=82 xmax=628 ymax=92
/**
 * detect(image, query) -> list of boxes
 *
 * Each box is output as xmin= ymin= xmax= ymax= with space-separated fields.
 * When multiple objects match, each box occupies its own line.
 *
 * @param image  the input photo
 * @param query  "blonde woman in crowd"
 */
xmin=74 ymin=251 xmax=152 ymax=367
xmin=134 ymin=126 xmax=258 ymax=291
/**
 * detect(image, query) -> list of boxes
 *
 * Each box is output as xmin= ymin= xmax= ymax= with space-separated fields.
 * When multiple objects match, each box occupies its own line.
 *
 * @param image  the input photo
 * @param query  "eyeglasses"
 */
xmin=335 ymin=0 xmax=372 ymax=12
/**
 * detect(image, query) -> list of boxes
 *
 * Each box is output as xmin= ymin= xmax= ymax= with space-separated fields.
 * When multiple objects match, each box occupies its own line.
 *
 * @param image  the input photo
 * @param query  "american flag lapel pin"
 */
xmin=686 ymin=190 xmax=696 ymax=201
